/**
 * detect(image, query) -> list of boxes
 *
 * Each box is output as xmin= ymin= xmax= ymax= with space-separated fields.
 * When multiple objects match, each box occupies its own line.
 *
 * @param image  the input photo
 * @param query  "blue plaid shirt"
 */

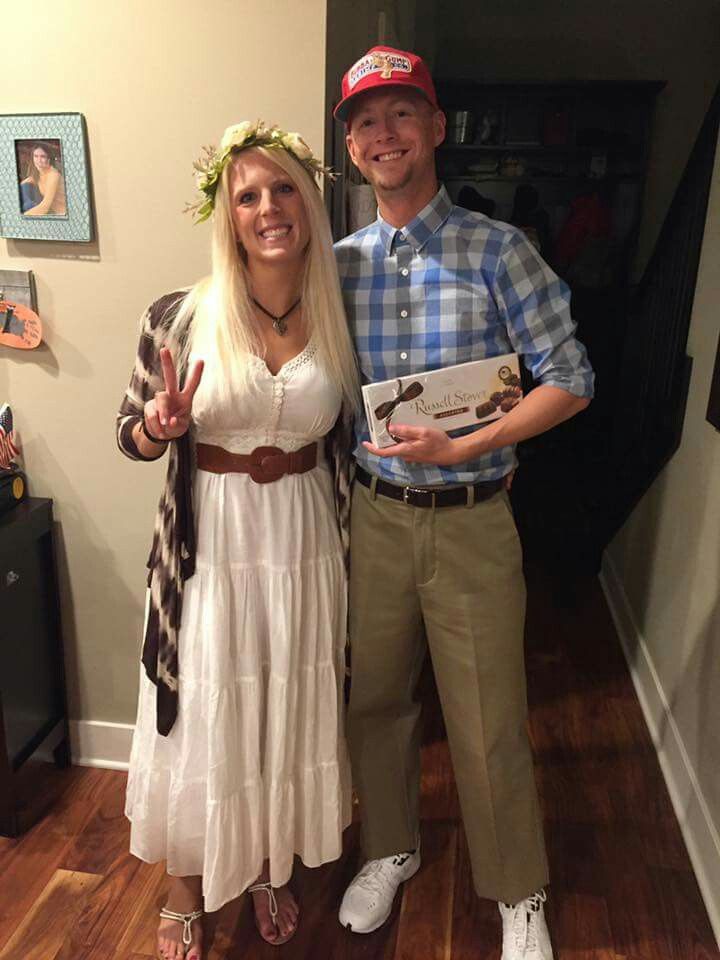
xmin=335 ymin=185 xmax=594 ymax=486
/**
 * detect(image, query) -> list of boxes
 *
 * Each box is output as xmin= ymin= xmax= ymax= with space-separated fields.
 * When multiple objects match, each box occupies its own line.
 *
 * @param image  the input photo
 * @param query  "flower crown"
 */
xmin=187 ymin=120 xmax=337 ymax=223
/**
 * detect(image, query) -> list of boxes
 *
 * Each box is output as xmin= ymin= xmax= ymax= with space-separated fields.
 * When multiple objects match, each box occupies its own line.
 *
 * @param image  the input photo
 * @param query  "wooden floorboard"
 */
xmin=63 ymin=776 xmax=154 ymax=959
xmin=0 ymin=869 xmax=104 ymax=960
xmin=393 ymin=822 xmax=456 ymax=960
xmin=0 ymin=570 xmax=717 ymax=959
xmin=0 ymin=766 xmax=109 ymax=952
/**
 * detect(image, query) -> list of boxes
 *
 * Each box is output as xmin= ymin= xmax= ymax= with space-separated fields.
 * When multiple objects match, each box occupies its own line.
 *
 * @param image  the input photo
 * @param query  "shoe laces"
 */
xmin=355 ymin=853 xmax=409 ymax=900
xmin=506 ymin=889 xmax=546 ymax=951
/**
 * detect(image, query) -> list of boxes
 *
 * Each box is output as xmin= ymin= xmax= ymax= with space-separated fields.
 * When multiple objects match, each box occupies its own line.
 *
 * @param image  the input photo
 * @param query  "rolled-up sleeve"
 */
xmin=492 ymin=232 xmax=594 ymax=398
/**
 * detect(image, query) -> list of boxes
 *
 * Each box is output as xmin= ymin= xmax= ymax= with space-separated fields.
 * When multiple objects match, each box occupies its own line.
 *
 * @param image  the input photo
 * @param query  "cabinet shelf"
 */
xmin=439 ymin=143 xmax=644 ymax=156
xmin=444 ymin=175 xmax=643 ymax=185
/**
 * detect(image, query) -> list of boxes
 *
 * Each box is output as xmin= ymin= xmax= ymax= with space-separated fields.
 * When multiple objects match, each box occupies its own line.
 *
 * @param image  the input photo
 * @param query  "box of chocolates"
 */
xmin=362 ymin=352 xmax=523 ymax=448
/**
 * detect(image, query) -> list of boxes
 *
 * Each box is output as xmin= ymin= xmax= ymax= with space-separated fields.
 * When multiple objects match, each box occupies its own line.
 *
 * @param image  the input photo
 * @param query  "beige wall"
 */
xmin=606 ymin=132 xmax=720 ymax=931
xmin=430 ymin=0 xmax=720 ymax=276
xmin=1 ymin=0 xmax=327 ymax=725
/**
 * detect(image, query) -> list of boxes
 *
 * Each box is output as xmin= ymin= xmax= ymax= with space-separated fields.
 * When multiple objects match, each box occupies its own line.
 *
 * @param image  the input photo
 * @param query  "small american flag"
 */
xmin=0 ymin=403 xmax=20 ymax=470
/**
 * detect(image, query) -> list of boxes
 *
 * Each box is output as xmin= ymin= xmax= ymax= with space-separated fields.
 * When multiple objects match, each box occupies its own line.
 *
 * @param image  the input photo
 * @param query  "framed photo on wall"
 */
xmin=0 ymin=113 xmax=93 ymax=242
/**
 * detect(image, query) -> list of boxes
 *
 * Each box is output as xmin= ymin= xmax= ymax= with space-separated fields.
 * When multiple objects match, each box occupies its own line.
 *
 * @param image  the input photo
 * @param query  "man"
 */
xmin=333 ymin=46 xmax=594 ymax=960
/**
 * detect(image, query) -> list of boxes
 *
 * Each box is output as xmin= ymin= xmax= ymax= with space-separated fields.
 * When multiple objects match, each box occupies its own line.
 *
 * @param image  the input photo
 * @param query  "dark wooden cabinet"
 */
xmin=0 ymin=497 xmax=70 ymax=836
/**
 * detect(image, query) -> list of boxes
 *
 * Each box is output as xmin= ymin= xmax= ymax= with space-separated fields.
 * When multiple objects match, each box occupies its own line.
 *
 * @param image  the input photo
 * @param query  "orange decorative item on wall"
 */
xmin=0 ymin=296 xmax=42 ymax=349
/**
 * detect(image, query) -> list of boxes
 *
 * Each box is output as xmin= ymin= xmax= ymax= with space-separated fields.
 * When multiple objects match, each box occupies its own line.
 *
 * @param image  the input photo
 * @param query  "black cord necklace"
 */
xmin=251 ymin=296 xmax=301 ymax=337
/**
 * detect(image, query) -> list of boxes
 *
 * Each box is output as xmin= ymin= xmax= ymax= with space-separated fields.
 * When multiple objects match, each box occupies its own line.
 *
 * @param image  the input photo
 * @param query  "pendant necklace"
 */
xmin=251 ymin=296 xmax=301 ymax=337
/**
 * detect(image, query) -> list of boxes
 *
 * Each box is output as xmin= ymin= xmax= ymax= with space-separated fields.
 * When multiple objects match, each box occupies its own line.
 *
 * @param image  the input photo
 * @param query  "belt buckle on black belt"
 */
xmin=402 ymin=484 xmax=434 ymax=506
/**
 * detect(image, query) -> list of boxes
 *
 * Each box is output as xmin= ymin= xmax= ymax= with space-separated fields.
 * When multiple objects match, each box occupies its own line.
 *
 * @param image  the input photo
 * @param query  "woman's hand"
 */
xmin=143 ymin=348 xmax=204 ymax=441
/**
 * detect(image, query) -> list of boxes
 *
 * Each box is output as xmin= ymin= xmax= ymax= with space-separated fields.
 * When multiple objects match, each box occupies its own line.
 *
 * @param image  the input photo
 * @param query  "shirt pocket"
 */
xmin=440 ymin=286 xmax=496 ymax=365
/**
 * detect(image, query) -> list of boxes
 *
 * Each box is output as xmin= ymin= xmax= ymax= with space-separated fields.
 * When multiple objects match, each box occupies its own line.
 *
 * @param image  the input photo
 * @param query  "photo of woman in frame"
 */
xmin=15 ymin=139 xmax=67 ymax=216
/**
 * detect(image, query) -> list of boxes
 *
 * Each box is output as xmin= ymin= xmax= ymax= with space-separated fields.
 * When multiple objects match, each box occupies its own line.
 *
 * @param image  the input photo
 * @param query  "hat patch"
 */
xmin=348 ymin=52 xmax=412 ymax=89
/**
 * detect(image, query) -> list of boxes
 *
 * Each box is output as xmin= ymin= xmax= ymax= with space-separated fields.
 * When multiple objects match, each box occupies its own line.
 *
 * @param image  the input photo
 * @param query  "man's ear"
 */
xmin=433 ymin=110 xmax=446 ymax=148
xmin=345 ymin=131 xmax=360 ymax=167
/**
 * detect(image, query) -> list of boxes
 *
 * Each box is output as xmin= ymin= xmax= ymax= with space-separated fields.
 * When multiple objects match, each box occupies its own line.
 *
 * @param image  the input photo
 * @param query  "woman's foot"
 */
xmin=249 ymin=873 xmax=299 ymax=945
xmin=158 ymin=875 xmax=203 ymax=960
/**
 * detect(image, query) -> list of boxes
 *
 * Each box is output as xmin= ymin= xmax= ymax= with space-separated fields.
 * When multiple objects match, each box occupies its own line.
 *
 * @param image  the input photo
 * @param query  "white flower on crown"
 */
xmin=220 ymin=120 xmax=258 ymax=151
xmin=283 ymin=132 xmax=313 ymax=161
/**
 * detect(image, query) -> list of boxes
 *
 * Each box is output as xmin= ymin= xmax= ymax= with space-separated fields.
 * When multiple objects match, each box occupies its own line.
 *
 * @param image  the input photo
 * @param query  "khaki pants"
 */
xmin=347 ymin=480 xmax=549 ymax=904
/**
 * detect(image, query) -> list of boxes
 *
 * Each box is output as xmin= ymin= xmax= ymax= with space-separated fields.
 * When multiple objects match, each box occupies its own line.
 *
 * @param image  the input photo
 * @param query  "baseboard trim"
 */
xmin=69 ymin=719 xmax=133 ymax=771
xmin=600 ymin=552 xmax=720 ymax=948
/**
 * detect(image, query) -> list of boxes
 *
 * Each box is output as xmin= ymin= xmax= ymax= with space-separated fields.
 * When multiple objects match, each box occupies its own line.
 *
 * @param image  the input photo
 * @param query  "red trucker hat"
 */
xmin=334 ymin=45 xmax=439 ymax=123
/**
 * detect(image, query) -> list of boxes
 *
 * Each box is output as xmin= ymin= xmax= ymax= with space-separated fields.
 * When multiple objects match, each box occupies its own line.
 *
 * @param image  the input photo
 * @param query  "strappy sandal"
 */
xmin=158 ymin=906 xmax=203 ymax=957
xmin=248 ymin=881 xmax=298 ymax=946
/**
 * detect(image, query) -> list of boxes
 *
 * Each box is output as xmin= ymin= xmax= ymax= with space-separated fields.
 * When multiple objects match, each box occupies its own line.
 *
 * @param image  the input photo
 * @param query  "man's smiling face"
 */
xmin=345 ymin=88 xmax=445 ymax=199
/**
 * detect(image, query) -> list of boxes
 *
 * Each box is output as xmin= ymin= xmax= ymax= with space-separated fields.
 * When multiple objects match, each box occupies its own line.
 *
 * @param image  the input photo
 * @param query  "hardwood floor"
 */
xmin=0 ymin=570 xmax=717 ymax=959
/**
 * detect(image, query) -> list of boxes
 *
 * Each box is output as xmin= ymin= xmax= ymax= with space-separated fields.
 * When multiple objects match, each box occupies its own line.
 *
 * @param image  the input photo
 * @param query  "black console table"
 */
xmin=0 ymin=497 xmax=70 ymax=836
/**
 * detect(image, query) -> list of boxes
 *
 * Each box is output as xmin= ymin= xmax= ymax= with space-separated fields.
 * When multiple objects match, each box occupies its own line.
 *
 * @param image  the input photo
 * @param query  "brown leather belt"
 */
xmin=196 ymin=441 xmax=317 ymax=484
xmin=355 ymin=464 xmax=503 ymax=508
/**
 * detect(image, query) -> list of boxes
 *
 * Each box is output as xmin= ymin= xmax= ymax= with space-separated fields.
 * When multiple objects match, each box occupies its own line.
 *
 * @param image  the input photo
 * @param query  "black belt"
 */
xmin=355 ymin=464 xmax=504 ymax=508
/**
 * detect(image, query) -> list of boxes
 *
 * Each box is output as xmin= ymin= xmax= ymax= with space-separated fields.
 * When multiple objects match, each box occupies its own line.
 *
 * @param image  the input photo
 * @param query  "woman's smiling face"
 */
xmin=33 ymin=147 xmax=51 ymax=171
xmin=228 ymin=150 xmax=309 ymax=269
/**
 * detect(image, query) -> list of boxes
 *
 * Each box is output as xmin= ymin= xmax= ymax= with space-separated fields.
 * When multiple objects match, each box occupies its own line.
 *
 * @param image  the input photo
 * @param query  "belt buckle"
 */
xmin=402 ymin=484 xmax=429 ymax=505
xmin=249 ymin=445 xmax=285 ymax=484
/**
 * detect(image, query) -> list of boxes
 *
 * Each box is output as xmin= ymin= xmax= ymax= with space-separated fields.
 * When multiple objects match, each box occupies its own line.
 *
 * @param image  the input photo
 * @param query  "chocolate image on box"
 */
xmin=374 ymin=380 xmax=424 ymax=420
xmin=499 ymin=368 xmax=522 ymax=389
xmin=475 ymin=399 xmax=497 ymax=419
xmin=477 ymin=363 xmax=524 ymax=420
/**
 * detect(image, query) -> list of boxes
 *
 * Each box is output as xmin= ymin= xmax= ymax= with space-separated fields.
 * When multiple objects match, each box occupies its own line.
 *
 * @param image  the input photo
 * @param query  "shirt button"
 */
xmin=400 ymin=351 xmax=408 ymax=360
xmin=400 ymin=268 xmax=409 ymax=276
xmin=400 ymin=309 xmax=408 ymax=318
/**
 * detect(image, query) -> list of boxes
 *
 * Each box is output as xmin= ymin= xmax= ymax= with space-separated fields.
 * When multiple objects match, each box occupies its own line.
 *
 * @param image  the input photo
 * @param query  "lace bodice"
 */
xmin=191 ymin=339 xmax=341 ymax=453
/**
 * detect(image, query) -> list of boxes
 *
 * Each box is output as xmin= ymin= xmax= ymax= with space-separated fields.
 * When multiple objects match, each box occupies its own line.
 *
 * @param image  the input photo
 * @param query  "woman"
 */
xmin=117 ymin=121 xmax=358 ymax=959
xmin=20 ymin=142 xmax=67 ymax=216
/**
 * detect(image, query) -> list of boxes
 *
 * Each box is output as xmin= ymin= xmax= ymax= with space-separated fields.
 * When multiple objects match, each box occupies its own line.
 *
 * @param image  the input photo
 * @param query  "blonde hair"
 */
xmin=172 ymin=145 xmax=359 ymax=412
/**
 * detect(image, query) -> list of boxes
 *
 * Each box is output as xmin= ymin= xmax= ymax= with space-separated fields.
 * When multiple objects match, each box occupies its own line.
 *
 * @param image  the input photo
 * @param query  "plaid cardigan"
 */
xmin=116 ymin=291 xmax=354 ymax=736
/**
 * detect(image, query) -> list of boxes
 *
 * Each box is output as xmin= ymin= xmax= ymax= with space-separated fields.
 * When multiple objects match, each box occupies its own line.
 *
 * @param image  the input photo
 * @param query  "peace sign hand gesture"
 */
xmin=143 ymin=347 xmax=204 ymax=441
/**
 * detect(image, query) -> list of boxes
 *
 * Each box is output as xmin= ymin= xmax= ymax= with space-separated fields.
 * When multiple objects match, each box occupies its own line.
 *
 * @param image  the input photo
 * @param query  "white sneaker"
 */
xmin=499 ymin=889 xmax=554 ymax=960
xmin=339 ymin=848 xmax=421 ymax=933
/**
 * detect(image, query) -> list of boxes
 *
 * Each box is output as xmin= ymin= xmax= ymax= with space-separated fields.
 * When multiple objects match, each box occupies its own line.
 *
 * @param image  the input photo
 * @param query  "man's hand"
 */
xmin=363 ymin=424 xmax=464 ymax=465
xmin=363 ymin=385 xmax=589 ymax=470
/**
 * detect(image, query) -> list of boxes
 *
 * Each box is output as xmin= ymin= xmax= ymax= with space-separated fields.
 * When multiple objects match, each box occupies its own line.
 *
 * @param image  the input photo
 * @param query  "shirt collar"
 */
xmin=376 ymin=184 xmax=453 ymax=256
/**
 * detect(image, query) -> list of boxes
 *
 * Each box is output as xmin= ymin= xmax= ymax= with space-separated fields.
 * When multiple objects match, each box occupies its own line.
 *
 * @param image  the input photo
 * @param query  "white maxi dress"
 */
xmin=125 ymin=338 xmax=352 ymax=913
